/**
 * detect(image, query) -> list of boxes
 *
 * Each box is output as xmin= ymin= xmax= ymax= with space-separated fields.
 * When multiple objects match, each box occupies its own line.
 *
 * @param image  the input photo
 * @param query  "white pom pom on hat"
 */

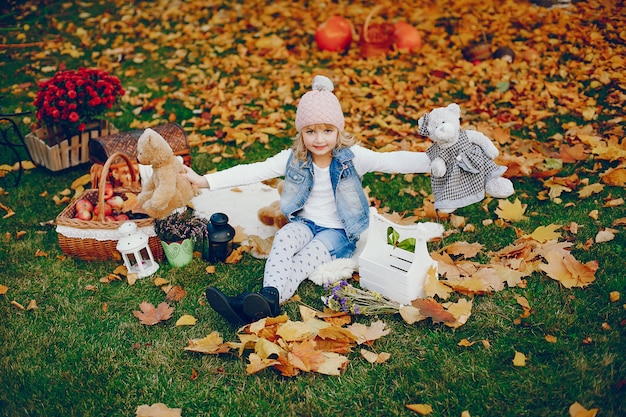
xmin=311 ymin=75 xmax=334 ymax=92
xmin=295 ymin=75 xmax=345 ymax=132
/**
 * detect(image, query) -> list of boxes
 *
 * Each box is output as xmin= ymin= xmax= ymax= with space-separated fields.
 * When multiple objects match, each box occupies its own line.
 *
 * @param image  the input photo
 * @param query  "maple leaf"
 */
xmin=175 ymin=314 xmax=197 ymax=326
xmin=559 ymin=143 xmax=588 ymax=163
xmin=600 ymin=166 xmax=626 ymax=187
xmin=246 ymin=353 xmax=280 ymax=375
xmin=595 ymin=229 xmax=615 ymax=243
xmin=277 ymin=320 xmax=324 ymax=342
xmin=539 ymin=251 xmax=597 ymax=288
xmin=513 ymin=350 xmax=527 ymax=367
xmin=399 ymin=305 xmax=426 ymax=325
xmin=0 ymin=284 xmax=8 ymax=295
xmin=317 ymin=325 xmax=360 ymax=344
xmin=70 ymin=173 xmax=92 ymax=190
xmin=406 ymin=404 xmax=433 ymax=415
xmin=489 ymin=264 xmax=528 ymax=288
xmin=444 ymin=241 xmax=483 ymax=259
xmin=423 ymin=265 xmax=453 ymax=299
xmin=443 ymin=298 xmax=473 ymax=329
xmin=135 ymin=403 xmax=182 ymax=417
xmin=443 ymin=274 xmax=493 ymax=296
xmin=153 ymin=277 xmax=169 ymax=286
xmin=577 ymin=183 xmax=604 ymax=198
xmin=298 ymin=305 xmax=319 ymax=322
xmin=312 ymin=351 xmax=349 ymax=376
xmin=132 ymin=301 xmax=174 ymax=325
xmin=430 ymin=252 xmax=462 ymax=281
xmin=411 ymin=298 xmax=456 ymax=324
xmin=255 ymin=337 xmax=285 ymax=360
xmin=185 ymin=332 xmax=230 ymax=354
xmin=568 ymin=402 xmax=599 ymax=417
xmin=525 ymin=224 xmax=562 ymax=243
xmin=495 ymin=198 xmax=528 ymax=222
xmin=360 ymin=348 xmax=391 ymax=364
xmin=248 ymin=234 xmax=274 ymax=259
xmin=345 ymin=320 xmax=390 ymax=345
xmin=287 ymin=339 xmax=326 ymax=372
xmin=164 ymin=285 xmax=187 ymax=302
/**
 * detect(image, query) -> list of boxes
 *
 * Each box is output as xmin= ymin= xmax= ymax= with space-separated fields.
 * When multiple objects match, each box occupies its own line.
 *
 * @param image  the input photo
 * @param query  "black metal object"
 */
xmin=0 ymin=99 xmax=32 ymax=188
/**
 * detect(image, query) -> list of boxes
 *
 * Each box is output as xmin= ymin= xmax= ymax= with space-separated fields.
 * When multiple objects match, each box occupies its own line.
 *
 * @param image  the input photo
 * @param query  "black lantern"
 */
xmin=207 ymin=213 xmax=235 ymax=263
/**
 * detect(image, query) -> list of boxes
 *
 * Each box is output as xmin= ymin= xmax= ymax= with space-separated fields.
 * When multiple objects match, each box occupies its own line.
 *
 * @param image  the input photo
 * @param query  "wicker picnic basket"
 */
xmin=55 ymin=152 xmax=163 ymax=261
xmin=359 ymin=6 xmax=395 ymax=58
xmin=88 ymin=123 xmax=191 ymax=188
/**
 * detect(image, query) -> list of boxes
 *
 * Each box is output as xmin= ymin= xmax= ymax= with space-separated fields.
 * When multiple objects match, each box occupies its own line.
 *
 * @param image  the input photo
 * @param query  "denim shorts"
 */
xmin=296 ymin=218 xmax=356 ymax=259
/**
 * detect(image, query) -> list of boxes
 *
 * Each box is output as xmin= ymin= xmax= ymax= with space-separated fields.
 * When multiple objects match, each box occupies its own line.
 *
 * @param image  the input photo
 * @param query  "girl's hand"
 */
xmin=180 ymin=165 xmax=210 ymax=188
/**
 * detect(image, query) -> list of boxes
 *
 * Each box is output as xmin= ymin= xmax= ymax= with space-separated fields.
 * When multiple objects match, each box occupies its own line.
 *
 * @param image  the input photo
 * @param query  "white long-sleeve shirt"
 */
xmin=203 ymin=145 xmax=431 ymax=229
xmin=205 ymin=145 xmax=431 ymax=190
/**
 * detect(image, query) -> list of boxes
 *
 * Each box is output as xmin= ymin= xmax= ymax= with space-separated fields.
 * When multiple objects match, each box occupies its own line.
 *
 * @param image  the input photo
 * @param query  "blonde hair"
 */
xmin=292 ymin=124 xmax=357 ymax=161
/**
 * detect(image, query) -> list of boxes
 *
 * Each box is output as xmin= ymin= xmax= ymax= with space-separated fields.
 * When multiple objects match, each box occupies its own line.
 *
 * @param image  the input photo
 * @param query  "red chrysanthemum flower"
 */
xmin=33 ymin=67 xmax=125 ymax=135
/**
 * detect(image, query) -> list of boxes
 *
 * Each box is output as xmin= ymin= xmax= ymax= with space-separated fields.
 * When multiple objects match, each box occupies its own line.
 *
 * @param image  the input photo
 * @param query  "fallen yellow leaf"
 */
xmin=594 ymin=230 xmax=615 ymax=243
xmin=184 ymin=332 xmax=230 ymax=354
xmin=569 ymin=401 xmax=599 ymax=417
xmin=495 ymin=198 xmax=528 ymax=222
xmin=526 ymin=224 xmax=562 ymax=243
xmin=406 ymin=404 xmax=433 ymax=415
xmin=153 ymin=277 xmax=169 ymax=286
xmin=175 ymin=314 xmax=197 ymax=326
xmin=135 ymin=403 xmax=182 ymax=417
xmin=513 ymin=350 xmax=527 ymax=367
xmin=360 ymin=349 xmax=391 ymax=364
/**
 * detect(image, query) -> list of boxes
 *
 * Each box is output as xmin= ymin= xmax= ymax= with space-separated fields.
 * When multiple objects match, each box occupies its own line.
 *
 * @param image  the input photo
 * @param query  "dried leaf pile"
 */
xmin=185 ymin=306 xmax=391 ymax=377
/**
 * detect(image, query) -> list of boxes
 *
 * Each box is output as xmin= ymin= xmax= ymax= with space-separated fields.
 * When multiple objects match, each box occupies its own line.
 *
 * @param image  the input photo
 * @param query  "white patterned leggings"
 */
xmin=262 ymin=222 xmax=333 ymax=303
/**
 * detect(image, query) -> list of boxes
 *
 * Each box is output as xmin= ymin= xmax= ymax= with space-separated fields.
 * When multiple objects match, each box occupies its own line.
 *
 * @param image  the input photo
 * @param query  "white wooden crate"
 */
xmin=358 ymin=207 xmax=444 ymax=304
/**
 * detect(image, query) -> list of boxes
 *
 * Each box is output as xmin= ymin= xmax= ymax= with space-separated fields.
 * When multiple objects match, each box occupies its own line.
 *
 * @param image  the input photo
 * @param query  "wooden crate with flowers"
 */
xmin=25 ymin=68 xmax=124 ymax=171
xmin=55 ymin=151 xmax=164 ymax=261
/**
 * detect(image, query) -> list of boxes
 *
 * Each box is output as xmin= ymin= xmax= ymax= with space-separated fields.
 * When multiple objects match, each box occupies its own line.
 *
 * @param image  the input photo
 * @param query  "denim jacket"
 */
xmin=280 ymin=147 xmax=369 ymax=242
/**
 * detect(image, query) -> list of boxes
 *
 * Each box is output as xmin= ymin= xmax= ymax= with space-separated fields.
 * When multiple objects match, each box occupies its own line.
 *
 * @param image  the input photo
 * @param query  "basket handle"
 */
xmin=363 ymin=5 xmax=385 ymax=43
xmin=95 ymin=152 xmax=139 ymax=221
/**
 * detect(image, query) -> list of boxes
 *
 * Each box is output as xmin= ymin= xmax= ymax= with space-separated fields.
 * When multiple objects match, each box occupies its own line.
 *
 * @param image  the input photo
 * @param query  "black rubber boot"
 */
xmin=242 ymin=286 xmax=280 ymax=321
xmin=205 ymin=286 xmax=249 ymax=327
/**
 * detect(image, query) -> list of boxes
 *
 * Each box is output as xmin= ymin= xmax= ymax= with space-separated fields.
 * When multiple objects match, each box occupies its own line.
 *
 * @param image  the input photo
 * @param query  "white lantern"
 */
xmin=116 ymin=221 xmax=159 ymax=278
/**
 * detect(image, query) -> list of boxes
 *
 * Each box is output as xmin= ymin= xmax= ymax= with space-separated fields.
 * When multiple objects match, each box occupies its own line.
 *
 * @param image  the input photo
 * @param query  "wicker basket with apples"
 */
xmin=55 ymin=152 xmax=163 ymax=261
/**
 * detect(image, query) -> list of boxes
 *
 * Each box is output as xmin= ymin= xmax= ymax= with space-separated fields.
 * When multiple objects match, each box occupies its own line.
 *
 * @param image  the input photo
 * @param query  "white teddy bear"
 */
xmin=418 ymin=103 xmax=514 ymax=213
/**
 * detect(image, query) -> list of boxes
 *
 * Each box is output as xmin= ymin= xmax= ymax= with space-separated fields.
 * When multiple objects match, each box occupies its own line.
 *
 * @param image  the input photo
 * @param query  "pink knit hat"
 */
xmin=295 ymin=75 xmax=345 ymax=132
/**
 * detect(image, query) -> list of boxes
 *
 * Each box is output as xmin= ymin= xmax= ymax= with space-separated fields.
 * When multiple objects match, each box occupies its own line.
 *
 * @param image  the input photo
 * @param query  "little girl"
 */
xmin=182 ymin=75 xmax=431 ymax=326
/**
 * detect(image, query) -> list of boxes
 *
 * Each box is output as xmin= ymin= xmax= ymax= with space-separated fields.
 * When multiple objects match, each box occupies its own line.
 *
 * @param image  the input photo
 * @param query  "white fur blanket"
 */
xmin=140 ymin=163 xmax=360 ymax=284
xmin=190 ymin=183 xmax=362 ymax=285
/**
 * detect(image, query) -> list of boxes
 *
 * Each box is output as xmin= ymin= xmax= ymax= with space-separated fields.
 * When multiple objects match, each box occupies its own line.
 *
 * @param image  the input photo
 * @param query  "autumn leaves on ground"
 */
xmin=0 ymin=0 xmax=625 ymax=417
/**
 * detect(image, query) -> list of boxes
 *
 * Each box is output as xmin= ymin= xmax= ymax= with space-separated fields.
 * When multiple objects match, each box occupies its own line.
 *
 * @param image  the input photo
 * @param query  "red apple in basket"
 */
xmin=104 ymin=215 xmax=116 ymax=222
xmin=315 ymin=16 xmax=353 ymax=52
xmin=94 ymin=202 xmax=112 ymax=217
xmin=115 ymin=213 xmax=130 ymax=221
xmin=103 ymin=183 xmax=114 ymax=200
xmin=75 ymin=198 xmax=93 ymax=213
xmin=75 ymin=209 xmax=92 ymax=221
xmin=106 ymin=195 xmax=124 ymax=211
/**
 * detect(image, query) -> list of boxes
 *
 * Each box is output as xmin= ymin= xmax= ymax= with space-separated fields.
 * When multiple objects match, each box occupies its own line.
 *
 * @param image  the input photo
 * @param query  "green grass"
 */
xmin=1 ymin=0 xmax=625 ymax=416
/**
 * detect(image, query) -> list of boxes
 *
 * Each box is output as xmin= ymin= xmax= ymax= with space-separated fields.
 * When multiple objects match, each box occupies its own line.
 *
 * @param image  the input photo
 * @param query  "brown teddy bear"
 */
xmin=136 ymin=128 xmax=199 ymax=219
xmin=257 ymin=180 xmax=288 ymax=228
